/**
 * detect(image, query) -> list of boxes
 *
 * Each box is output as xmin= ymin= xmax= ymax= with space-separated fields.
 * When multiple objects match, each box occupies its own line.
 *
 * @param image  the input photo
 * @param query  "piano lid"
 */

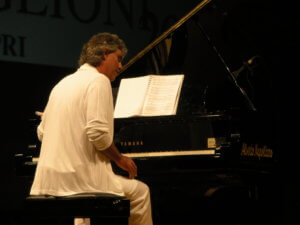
xmin=113 ymin=0 xmax=271 ymax=115
xmin=119 ymin=0 xmax=213 ymax=74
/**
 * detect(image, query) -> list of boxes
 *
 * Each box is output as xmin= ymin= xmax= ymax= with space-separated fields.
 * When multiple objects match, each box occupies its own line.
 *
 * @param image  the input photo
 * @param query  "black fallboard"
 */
xmin=114 ymin=113 xmax=236 ymax=153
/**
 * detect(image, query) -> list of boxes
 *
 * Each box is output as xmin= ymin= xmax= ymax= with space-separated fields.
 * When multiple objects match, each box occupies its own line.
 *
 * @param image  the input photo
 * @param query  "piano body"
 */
xmin=15 ymin=0 xmax=279 ymax=224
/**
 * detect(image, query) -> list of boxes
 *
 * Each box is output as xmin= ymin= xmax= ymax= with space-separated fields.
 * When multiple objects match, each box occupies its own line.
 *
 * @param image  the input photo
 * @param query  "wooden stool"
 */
xmin=23 ymin=193 xmax=130 ymax=225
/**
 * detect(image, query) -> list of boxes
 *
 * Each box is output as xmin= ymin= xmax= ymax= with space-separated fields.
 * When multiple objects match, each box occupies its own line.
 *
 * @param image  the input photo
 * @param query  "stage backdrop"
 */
xmin=0 ymin=0 xmax=202 ymax=68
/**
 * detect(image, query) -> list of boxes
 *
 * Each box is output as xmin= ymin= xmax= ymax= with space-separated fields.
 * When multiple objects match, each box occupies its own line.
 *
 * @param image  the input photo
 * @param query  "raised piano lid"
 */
xmin=112 ymin=0 xmax=260 ymax=115
xmin=112 ymin=0 xmax=277 ymax=162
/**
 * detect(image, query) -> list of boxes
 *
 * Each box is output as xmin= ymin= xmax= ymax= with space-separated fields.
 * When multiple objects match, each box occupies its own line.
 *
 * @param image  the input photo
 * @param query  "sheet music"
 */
xmin=114 ymin=74 xmax=184 ymax=118
xmin=141 ymin=75 xmax=184 ymax=116
xmin=114 ymin=76 xmax=149 ymax=118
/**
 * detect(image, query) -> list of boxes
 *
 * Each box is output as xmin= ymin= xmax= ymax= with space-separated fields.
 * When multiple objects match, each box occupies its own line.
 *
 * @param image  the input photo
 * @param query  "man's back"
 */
xmin=30 ymin=64 xmax=123 ymax=197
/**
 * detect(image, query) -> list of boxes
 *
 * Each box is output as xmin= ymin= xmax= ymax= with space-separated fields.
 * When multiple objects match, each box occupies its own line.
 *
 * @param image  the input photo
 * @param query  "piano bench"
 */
xmin=23 ymin=193 xmax=130 ymax=225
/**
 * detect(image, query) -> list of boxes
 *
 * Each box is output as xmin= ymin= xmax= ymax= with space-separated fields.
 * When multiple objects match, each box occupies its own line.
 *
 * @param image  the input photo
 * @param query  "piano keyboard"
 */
xmin=123 ymin=149 xmax=219 ymax=158
xmin=30 ymin=149 xmax=219 ymax=163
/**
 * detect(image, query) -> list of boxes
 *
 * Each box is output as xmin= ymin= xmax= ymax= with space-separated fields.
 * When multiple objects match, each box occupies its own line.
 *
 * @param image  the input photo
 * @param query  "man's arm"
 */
xmin=101 ymin=142 xmax=137 ymax=179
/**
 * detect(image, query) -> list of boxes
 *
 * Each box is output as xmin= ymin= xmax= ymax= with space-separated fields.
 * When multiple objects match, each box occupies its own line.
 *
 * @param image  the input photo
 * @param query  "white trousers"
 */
xmin=75 ymin=175 xmax=153 ymax=225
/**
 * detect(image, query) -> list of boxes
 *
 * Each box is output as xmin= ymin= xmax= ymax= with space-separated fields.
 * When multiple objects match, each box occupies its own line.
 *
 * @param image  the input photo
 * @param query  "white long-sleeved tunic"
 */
xmin=30 ymin=63 xmax=124 ymax=196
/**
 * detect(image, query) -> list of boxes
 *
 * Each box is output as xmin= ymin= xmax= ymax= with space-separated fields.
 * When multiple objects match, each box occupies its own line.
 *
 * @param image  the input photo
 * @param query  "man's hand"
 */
xmin=101 ymin=142 xmax=137 ymax=179
xmin=35 ymin=111 xmax=43 ymax=117
xmin=115 ymin=155 xmax=137 ymax=179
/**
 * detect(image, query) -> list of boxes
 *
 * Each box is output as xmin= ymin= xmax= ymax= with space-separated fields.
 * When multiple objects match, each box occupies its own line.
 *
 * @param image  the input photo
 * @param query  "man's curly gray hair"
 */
xmin=78 ymin=32 xmax=128 ymax=67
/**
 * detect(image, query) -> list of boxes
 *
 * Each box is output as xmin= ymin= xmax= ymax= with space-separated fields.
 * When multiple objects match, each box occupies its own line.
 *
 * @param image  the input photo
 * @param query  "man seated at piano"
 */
xmin=30 ymin=32 xmax=153 ymax=225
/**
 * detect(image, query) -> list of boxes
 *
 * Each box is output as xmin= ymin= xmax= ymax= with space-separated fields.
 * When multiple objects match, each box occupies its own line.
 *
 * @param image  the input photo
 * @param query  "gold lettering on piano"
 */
xmin=241 ymin=143 xmax=273 ymax=159
xmin=207 ymin=138 xmax=216 ymax=148
xmin=120 ymin=140 xmax=144 ymax=147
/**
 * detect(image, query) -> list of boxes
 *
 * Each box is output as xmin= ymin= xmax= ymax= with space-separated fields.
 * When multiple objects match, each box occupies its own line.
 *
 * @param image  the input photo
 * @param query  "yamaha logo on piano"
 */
xmin=120 ymin=141 xmax=144 ymax=147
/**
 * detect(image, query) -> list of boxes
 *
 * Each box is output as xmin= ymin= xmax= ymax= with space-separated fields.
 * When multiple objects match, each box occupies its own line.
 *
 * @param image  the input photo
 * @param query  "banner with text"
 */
xmin=0 ymin=0 xmax=199 ymax=68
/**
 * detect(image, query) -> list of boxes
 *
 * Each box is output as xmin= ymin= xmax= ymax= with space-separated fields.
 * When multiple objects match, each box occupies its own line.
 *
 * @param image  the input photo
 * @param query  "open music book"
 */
xmin=114 ymin=74 xmax=184 ymax=118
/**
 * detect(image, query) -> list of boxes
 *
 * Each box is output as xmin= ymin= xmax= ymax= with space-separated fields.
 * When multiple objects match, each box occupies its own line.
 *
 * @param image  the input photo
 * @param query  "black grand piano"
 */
xmin=14 ymin=0 xmax=280 ymax=224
